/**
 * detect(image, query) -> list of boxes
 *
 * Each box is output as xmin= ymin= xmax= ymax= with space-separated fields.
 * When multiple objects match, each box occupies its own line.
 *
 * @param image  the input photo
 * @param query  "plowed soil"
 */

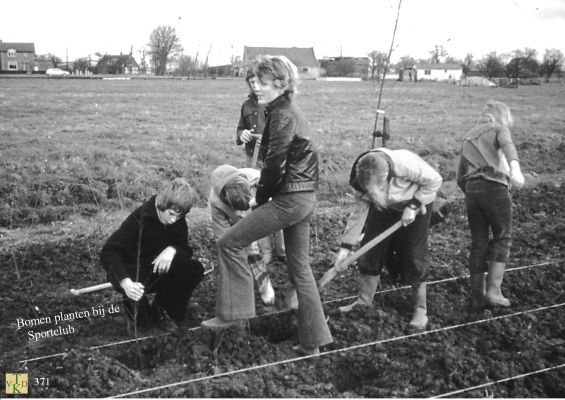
xmin=2 ymin=182 xmax=564 ymax=398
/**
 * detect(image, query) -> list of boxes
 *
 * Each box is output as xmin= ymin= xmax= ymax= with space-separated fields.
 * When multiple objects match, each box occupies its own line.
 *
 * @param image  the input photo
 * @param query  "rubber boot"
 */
xmin=486 ymin=261 xmax=511 ymax=307
xmin=470 ymin=273 xmax=486 ymax=310
xmin=339 ymin=275 xmax=380 ymax=313
xmin=409 ymin=283 xmax=428 ymax=330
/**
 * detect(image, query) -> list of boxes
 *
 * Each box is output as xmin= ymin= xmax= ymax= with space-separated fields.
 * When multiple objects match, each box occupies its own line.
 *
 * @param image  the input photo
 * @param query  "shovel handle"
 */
xmin=251 ymin=136 xmax=261 ymax=169
xmin=70 ymin=282 xmax=113 ymax=296
xmin=69 ymin=262 xmax=215 ymax=296
xmin=318 ymin=267 xmax=338 ymax=289
xmin=319 ymin=219 xmax=403 ymax=290
xmin=337 ymin=220 xmax=403 ymax=270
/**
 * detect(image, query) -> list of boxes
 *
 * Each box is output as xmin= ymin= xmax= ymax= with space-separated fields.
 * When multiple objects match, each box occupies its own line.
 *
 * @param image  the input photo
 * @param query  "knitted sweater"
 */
xmin=456 ymin=122 xmax=519 ymax=192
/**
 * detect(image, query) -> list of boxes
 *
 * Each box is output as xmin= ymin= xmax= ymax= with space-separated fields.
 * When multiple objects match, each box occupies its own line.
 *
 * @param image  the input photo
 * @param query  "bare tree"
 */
xmin=461 ymin=53 xmax=473 ymax=78
xmin=148 ymin=26 xmax=183 ymax=75
xmin=368 ymin=50 xmax=388 ymax=80
xmin=540 ymin=48 xmax=563 ymax=82
xmin=176 ymin=55 xmax=198 ymax=76
xmin=477 ymin=52 xmax=505 ymax=79
xmin=506 ymin=48 xmax=539 ymax=82
xmin=202 ymin=44 xmax=213 ymax=78
xmin=36 ymin=53 xmax=62 ymax=67
xmin=444 ymin=56 xmax=460 ymax=64
xmin=73 ymin=58 xmax=90 ymax=74
xmin=230 ymin=55 xmax=243 ymax=77
xmin=429 ymin=45 xmax=447 ymax=63
xmin=395 ymin=55 xmax=415 ymax=70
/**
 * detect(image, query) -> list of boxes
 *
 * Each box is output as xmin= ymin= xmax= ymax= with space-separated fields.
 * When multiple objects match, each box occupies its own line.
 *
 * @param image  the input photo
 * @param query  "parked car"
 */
xmin=46 ymin=68 xmax=70 ymax=76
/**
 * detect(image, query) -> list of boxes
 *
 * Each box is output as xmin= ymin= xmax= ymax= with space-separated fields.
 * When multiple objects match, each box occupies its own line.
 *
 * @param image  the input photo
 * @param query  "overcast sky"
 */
xmin=1 ymin=0 xmax=564 ymax=65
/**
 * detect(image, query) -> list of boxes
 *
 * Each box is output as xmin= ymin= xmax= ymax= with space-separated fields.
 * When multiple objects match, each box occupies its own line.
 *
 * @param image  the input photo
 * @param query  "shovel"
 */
xmin=319 ymin=220 xmax=403 ymax=290
xmin=70 ymin=260 xmax=215 ymax=296
xmin=250 ymin=133 xmax=262 ymax=169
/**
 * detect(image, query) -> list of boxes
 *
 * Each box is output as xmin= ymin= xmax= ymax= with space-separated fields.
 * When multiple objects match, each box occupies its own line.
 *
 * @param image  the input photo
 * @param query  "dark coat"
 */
xmin=100 ymin=195 xmax=193 ymax=288
xmin=236 ymin=95 xmax=267 ymax=159
xmin=256 ymin=93 xmax=319 ymax=205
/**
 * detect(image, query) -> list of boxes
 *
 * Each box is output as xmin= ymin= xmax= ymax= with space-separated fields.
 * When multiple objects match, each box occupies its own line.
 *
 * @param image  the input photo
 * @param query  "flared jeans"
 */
xmin=216 ymin=191 xmax=333 ymax=348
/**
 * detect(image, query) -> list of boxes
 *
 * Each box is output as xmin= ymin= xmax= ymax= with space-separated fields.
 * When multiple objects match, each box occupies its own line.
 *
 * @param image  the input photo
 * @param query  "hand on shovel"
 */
xmin=318 ymin=219 xmax=404 ymax=292
xmin=319 ymin=248 xmax=351 ymax=293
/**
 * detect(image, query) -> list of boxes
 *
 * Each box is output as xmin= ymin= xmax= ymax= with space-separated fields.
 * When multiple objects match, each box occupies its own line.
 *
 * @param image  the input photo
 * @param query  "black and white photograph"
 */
xmin=1 ymin=0 xmax=564 ymax=397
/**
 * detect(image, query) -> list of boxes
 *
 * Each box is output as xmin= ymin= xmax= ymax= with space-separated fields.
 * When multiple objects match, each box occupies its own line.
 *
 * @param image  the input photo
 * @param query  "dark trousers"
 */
xmin=465 ymin=179 xmax=512 ymax=274
xmin=358 ymin=204 xmax=432 ymax=285
xmin=119 ymin=249 xmax=204 ymax=322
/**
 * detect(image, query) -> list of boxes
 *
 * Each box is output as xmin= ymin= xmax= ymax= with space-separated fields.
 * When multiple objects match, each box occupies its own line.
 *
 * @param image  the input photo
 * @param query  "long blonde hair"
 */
xmin=478 ymin=100 xmax=514 ymax=128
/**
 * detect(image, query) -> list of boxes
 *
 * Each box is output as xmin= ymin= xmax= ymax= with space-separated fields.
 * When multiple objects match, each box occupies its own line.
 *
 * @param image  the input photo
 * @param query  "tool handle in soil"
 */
xmin=320 ymin=219 xmax=403 ymax=290
xmin=251 ymin=136 xmax=261 ymax=169
xmin=318 ymin=267 xmax=339 ymax=290
xmin=70 ymin=282 xmax=113 ymax=296
xmin=69 ymin=265 xmax=215 ymax=296
xmin=338 ymin=220 xmax=403 ymax=270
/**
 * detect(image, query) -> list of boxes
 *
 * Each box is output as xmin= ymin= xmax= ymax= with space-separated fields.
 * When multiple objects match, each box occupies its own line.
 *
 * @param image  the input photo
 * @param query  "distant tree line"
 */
xmin=37 ymin=29 xmax=564 ymax=82
xmin=365 ymin=44 xmax=563 ymax=83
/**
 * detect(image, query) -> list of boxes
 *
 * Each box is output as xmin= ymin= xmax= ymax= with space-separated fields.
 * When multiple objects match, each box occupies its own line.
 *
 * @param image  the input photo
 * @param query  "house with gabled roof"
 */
xmin=243 ymin=46 xmax=320 ymax=79
xmin=0 ymin=41 xmax=35 ymax=73
xmin=401 ymin=62 xmax=462 ymax=82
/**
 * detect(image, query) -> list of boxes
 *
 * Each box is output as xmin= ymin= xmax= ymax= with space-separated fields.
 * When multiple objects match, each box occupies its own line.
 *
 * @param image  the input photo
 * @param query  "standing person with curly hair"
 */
xmin=457 ymin=100 xmax=525 ymax=309
xmin=202 ymin=55 xmax=332 ymax=356
xmin=236 ymin=66 xmax=286 ymax=265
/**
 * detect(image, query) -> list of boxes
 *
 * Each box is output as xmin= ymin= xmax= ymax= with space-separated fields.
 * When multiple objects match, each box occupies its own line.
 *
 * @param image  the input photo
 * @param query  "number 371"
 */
xmin=35 ymin=377 xmax=50 ymax=386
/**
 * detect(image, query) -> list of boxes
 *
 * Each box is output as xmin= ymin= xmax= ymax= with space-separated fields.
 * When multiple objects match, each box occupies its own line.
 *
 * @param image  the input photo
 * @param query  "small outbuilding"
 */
xmin=401 ymin=63 xmax=462 ymax=82
xmin=243 ymin=46 xmax=320 ymax=79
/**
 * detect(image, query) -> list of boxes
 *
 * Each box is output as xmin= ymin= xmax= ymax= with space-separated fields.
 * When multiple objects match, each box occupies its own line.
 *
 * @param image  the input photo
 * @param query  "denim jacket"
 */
xmin=236 ymin=95 xmax=266 ymax=159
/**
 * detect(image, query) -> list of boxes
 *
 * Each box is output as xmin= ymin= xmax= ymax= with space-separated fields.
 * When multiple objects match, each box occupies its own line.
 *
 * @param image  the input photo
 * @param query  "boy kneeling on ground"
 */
xmin=100 ymin=178 xmax=204 ymax=334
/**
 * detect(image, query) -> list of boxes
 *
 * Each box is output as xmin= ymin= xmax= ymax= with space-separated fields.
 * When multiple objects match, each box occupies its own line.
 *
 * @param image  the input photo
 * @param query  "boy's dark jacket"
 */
xmin=100 ymin=195 xmax=193 ymax=288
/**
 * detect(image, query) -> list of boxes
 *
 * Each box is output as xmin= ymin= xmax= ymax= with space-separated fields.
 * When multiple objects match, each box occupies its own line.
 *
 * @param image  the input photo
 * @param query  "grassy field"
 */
xmin=1 ymin=77 xmax=564 ymax=228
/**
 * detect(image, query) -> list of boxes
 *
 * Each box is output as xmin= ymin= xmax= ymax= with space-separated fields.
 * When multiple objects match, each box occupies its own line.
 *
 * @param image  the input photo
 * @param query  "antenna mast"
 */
xmin=372 ymin=0 xmax=402 ymax=148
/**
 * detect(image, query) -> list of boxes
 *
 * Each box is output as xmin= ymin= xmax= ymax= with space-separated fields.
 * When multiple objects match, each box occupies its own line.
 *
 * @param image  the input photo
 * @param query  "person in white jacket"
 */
xmin=209 ymin=165 xmax=275 ymax=305
xmin=333 ymin=148 xmax=443 ymax=330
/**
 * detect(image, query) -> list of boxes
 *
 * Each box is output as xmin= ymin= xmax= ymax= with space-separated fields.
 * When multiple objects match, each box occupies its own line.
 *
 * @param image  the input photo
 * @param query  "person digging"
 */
xmin=208 ymin=164 xmax=277 ymax=306
xmin=332 ymin=148 xmax=442 ymax=330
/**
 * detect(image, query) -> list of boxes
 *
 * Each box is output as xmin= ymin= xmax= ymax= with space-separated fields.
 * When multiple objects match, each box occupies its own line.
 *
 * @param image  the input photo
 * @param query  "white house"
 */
xmin=402 ymin=63 xmax=462 ymax=82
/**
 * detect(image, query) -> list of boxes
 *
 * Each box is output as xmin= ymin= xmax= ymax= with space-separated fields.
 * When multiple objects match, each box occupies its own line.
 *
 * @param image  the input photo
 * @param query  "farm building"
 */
xmin=400 ymin=63 xmax=462 ymax=82
xmin=243 ymin=46 xmax=320 ymax=79
xmin=96 ymin=54 xmax=140 ymax=74
xmin=0 ymin=41 xmax=35 ymax=73
xmin=319 ymin=56 xmax=370 ymax=79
